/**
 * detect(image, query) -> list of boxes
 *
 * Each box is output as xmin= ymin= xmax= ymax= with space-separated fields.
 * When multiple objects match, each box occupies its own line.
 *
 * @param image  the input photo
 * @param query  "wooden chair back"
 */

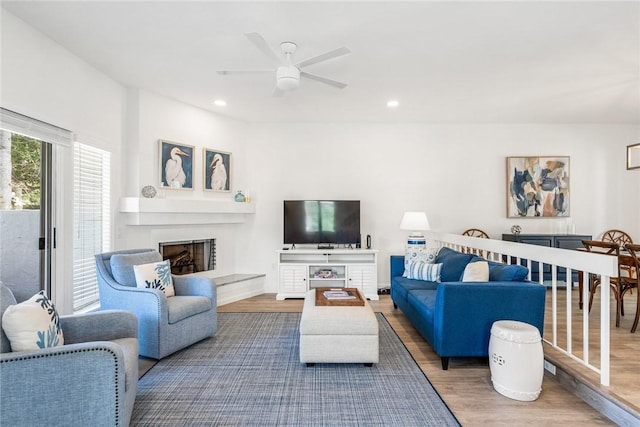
xmin=601 ymin=229 xmax=633 ymax=247
xmin=462 ymin=228 xmax=490 ymax=239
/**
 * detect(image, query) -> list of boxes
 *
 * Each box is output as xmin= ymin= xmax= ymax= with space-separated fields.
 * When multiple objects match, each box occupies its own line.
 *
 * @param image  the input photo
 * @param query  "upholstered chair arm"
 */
xmin=173 ymin=274 xmax=217 ymax=302
xmin=0 ymin=341 xmax=127 ymax=426
xmin=99 ymin=284 xmax=167 ymax=314
xmin=61 ymin=310 xmax=137 ymax=344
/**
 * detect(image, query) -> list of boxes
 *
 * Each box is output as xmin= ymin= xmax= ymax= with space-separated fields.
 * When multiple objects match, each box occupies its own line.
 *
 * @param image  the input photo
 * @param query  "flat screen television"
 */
xmin=284 ymin=200 xmax=361 ymax=246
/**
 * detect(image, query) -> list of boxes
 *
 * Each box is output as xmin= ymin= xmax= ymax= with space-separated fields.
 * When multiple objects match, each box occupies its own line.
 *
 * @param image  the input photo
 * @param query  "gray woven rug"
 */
xmin=132 ymin=312 xmax=460 ymax=426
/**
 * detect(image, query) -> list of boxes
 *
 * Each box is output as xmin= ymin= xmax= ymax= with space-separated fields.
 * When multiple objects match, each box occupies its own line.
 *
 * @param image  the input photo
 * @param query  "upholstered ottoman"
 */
xmin=299 ymin=289 xmax=379 ymax=366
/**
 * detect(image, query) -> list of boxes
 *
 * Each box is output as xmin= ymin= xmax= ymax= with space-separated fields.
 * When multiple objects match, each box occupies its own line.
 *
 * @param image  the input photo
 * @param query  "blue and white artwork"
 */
xmin=507 ymin=156 xmax=570 ymax=218
xmin=204 ymin=148 xmax=231 ymax=192
xmin=159 ymin=140 xmax=194 ymax=190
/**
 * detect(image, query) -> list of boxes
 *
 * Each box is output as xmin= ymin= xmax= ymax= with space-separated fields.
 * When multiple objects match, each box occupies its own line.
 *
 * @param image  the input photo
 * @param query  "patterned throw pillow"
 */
xmin=462 ymin=261 xmax=490 ymax=282
xmin=403 ymin=247 xmax=439 ymax=277
xmin=1 ymin=291 xmax=64 ymax=352
xmin=406 ymin=262 xmax=443 ymax=282
xmin=133 ymin=260 xmax=176 ymax=297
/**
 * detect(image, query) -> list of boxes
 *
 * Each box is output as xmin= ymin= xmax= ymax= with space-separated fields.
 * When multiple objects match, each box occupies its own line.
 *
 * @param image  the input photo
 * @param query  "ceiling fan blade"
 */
xmin=295 ymin=47 xmax=351 ymax=69
xmin=244 ymin=32 xmax=283 ymax=67
xmin=300 ymin=71 xmax=348 ymax=89
xmin=217 ymin=70 xmax=273 ymax=75
xmin=272 ymin=86 xmax=285 ymax=98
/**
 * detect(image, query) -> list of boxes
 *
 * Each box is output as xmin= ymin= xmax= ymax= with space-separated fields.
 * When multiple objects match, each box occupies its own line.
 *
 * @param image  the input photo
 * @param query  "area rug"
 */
xmin=131 ymin=312 xmax=460 ymax=426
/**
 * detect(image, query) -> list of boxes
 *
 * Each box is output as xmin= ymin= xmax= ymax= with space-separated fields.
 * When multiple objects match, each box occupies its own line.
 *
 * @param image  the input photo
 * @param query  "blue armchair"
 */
xmin=0 ymin=282 xmax=138 ymax=427
xmin=95 ymin=248 xmax=217 ymax=359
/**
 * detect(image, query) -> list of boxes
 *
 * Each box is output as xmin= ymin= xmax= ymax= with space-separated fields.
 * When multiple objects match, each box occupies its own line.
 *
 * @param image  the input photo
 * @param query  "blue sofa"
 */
xmin=390 ymin=247 xmax=546 ymax=369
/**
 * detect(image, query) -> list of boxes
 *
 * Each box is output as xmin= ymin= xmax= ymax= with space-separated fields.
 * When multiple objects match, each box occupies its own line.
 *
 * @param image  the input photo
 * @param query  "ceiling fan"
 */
xmin=217 ymin=32 xmax=351 ymax=97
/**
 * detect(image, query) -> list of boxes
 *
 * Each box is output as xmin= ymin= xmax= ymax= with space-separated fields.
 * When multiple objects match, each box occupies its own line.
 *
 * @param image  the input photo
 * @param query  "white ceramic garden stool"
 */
xmin=489 ymin=320 xmax=543 ymax=401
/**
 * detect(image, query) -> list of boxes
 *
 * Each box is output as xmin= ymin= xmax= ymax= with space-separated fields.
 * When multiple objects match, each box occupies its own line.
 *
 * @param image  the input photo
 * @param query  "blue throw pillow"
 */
xmin=435 ymin=247 xmax=476 ymax=282
xmin=487 ymin=261 xmax=529 ymax=281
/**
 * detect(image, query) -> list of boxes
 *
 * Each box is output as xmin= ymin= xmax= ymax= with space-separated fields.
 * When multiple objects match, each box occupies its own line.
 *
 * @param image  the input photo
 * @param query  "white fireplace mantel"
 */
xmin=119 ymin=197 xmax=255 ymax=225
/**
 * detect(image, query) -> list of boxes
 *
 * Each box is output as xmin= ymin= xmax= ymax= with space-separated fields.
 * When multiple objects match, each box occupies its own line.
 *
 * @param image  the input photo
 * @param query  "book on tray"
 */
xmin=323 ymin=290 xmax=356 ymax=300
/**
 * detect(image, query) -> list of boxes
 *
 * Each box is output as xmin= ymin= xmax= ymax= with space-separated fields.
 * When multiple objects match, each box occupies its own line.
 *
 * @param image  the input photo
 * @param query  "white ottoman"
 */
xmin=489 ymin=320 xmax=544 ymax=401
xmin=299 ymin=290 xmax=379 ymax=366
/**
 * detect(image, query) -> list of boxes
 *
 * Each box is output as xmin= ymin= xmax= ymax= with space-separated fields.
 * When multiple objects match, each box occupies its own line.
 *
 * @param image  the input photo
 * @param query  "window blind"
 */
xmin=0 ymin=108 xmax=73 ymax=148
xmin=73 ymin=141 xmax=110 ymax=311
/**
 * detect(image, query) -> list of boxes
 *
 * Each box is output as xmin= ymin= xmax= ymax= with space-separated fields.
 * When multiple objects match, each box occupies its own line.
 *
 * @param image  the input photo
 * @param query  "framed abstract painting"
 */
xmin=159 ymin=140 xmax=194 ymax=190
xmin=203 ymin=148 xmax=231 ymax=192
xmin=506 ymin=156 xmax=570 ymax=218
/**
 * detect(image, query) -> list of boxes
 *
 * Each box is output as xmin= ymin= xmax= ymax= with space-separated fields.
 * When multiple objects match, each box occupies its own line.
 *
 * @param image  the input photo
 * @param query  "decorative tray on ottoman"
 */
xmin=315 ymin=287 xmax=365 ymax=306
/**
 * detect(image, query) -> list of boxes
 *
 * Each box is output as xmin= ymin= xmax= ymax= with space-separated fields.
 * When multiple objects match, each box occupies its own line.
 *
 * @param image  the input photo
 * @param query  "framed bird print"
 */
xmin=204 ymin=148 xmax=231 ymax=192
xmin=159 ymin=140 xmax=194 ymax=190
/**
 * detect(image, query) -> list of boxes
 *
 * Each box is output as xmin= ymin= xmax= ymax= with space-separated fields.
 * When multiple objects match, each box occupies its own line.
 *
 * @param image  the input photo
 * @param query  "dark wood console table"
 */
xmin=501 ymin=233 xmax=592 ymax=282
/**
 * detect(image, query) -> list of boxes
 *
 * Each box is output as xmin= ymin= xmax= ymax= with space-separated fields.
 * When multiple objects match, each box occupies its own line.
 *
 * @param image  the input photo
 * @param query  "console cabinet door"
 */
xmin=279 ymin=265 xmax=307 ymax=295
xmin=347 ymin=265 xmax=377 ymax=299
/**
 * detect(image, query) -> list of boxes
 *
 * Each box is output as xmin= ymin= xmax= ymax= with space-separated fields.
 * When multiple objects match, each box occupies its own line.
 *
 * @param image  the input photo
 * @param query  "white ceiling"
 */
xmin=2 ymin=1 xmax=639 ymax=124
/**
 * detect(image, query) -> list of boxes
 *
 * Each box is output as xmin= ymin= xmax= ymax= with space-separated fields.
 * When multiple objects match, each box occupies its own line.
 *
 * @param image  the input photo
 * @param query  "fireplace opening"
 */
xmin=158 ymin=239 xmax=216 ymax=275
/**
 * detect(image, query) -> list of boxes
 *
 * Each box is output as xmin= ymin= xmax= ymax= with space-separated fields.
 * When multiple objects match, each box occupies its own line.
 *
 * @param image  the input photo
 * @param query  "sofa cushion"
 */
xmin=391 ymin=277 xmax=438 ymax=305
xmin=167 ymin=296 xmax=212 ymax=324
xmin=133 ymin=260 xmax=176 ymax=297
xmin=406 ymin=262 xmax=443 ymax=282
xmin=461 ymin=261 xmax=489 ymax=282
xmin=487 ymin=261 xmax=529 ymax=281
xmin=435 ymin=247 xmax=476 ymax=282
xmin=2 ymin=291 xmax=64 ymax=352
xmin=110 ymin=251 xmax=163 ymax=286
xmin=403 ymin=247 xmax=439 ymax=277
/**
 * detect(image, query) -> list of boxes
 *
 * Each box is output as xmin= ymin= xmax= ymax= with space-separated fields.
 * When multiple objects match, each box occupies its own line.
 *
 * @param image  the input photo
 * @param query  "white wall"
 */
xmin=1 ymin=11 xmax=126 ymax=312
xmin=3 ymin=9 xmax=639 ymax=301
xmin=242 ymin=123 xmax=640 ymax=292
xmin=116 ymin=89 xmax=252 ymax=276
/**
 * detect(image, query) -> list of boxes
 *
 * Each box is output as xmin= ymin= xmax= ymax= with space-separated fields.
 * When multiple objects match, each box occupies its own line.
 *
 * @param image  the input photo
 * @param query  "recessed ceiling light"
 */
xmin=387 ymin=100 xmax=399 ymax=108
xmin=213 ymin=99 xmax=227 ymax=107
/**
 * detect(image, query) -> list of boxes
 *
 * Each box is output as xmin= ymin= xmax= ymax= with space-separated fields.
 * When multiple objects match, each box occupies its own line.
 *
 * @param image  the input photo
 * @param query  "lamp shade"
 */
xmin=399 ymin=212 xmax=430 ymax=233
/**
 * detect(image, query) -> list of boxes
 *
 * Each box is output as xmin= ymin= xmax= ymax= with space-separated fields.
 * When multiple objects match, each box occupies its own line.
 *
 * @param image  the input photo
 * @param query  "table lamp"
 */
xmin=400 ymin=211 xmax=430 ymax=247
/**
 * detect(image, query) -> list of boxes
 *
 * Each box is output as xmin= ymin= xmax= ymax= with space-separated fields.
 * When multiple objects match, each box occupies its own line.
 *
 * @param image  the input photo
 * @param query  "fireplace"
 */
xmin=158 ymin=239 xmax=216 ymax=275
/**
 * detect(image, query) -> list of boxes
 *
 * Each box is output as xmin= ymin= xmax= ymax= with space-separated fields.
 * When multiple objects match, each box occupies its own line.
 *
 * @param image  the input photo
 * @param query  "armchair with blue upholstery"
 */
xmin=0 ymin=282 xmax=138 ymax=427
xmin=95 ymin=248 xmax=217 ymax=359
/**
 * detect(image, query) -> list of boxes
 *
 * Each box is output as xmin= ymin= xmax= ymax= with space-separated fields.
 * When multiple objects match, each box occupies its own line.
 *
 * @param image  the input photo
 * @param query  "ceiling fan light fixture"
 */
xmin=276 ymin=66 xmax=300 ymax=91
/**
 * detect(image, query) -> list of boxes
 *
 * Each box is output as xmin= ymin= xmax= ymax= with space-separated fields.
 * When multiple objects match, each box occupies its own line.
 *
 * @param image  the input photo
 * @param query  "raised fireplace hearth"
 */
xmin=158 ymin=239 xmax=216 ymax=275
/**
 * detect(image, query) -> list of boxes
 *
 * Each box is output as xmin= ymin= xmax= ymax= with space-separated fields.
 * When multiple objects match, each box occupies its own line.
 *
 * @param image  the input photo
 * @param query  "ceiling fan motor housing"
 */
xmin=276 ymin=66 xmax=300 ymax=91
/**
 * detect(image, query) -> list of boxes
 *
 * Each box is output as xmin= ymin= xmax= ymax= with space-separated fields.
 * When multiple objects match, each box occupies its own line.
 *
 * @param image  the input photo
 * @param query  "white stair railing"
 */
xmin=430 ymin=231 xmax=618 ymax=386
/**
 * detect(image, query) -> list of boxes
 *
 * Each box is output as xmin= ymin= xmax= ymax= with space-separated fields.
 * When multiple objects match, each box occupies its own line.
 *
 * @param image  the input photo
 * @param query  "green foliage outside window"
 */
xmin=11 ymin=134 xmax=41 ymax=209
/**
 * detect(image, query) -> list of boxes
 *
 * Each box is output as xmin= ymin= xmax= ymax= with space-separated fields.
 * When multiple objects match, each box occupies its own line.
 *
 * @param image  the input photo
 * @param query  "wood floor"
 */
xmin=219 ymin=290 xmax=640 ymax=426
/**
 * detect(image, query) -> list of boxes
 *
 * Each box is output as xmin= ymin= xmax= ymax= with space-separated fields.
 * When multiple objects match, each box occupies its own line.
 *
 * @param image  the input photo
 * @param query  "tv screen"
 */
xmin=284 ymin=200 xmax=361 ymax=245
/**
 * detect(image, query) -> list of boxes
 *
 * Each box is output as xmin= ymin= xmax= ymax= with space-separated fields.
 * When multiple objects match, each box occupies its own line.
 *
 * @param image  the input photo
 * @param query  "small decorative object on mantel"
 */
xmin=141 ymin=185 xmax=157 ymax=198
xmin=511 ymin=225 xmax=522 ymax=235
xmin=234 ymin=190 xmax=246 ymax=202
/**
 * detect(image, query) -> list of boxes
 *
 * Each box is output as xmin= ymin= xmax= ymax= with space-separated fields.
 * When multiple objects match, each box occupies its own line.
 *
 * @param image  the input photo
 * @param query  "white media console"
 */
xmin=276 ymin=249 xmax=379 ymax=300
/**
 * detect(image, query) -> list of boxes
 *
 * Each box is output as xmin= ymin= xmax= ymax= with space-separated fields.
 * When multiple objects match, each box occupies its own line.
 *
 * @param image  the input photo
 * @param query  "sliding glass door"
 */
xmin=0 ymin=131 xmax=53 ymax=302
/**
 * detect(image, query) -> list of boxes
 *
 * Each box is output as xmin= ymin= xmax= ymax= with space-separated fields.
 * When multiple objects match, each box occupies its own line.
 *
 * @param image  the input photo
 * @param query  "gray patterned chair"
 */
xmin=95 ymin=248 xmax=217 ymax=359
xmin=0 ymin=282 xmax=138 ymax=427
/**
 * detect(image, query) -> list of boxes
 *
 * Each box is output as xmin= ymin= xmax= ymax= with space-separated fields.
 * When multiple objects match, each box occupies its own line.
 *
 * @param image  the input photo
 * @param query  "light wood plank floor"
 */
xmin=219 ymin=289 xmax=640 ymax=426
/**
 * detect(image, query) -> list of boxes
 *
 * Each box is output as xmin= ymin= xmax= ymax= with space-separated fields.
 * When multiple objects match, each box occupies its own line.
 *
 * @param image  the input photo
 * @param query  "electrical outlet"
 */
xmin=544 ymin=360 xmax=556 ymax=375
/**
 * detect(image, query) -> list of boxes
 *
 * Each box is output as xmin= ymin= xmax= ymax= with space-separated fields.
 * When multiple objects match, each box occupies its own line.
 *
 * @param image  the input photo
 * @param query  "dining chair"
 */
xmin=601 ymin=229 xmax=633 ymax=247
xmin=623 ymin=243 xmax=640 ymax=333
xmin=581 ymin=240 xmax=627 ymax=327
xmin=461 ymin=228 xmax=490 ymax=257
xmin=462 ymin=228 xmax=490 ymax=239
xmin=601 ymin=229 xmax=635 ymax=278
